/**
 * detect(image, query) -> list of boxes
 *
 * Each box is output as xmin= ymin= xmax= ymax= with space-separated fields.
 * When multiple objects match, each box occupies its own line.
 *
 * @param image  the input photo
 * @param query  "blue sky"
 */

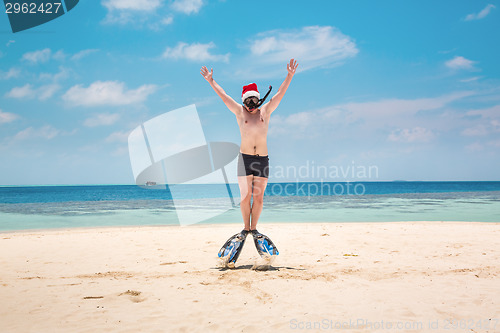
xmin=0 ymin=0 xmax=499 ymax=185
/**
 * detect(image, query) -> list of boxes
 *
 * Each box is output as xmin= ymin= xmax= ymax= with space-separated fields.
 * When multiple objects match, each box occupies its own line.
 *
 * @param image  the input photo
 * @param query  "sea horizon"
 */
xmin=1 ymin=180 xmax=499 ymax=187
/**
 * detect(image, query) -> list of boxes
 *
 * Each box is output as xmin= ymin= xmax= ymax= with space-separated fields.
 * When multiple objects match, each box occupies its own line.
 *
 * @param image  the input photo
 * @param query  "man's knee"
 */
xmin=253 ymin=193 xmax=264 ymax=204
xmin=240 ymin=191 xmax=252 ymax=203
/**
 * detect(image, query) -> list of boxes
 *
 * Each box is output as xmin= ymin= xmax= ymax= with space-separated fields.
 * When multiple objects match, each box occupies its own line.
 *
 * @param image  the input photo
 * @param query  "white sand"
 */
xmin=1 ymin=222 xmax=499 ymax=332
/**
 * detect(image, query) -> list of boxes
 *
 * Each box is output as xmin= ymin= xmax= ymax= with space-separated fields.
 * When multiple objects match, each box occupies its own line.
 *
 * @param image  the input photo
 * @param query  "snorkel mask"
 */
xmin=242 ymin=85 xmax=272 ymax=110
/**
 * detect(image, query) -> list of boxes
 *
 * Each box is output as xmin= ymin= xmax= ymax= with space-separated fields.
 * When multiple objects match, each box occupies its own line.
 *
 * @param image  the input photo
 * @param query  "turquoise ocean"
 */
xmin=0 ymin=182 xmax=499 ymax=231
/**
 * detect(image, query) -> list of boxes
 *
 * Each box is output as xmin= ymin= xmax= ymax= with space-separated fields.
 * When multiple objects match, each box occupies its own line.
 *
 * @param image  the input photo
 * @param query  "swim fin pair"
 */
xmin=218 ymin=229 xmax=279 ymax=268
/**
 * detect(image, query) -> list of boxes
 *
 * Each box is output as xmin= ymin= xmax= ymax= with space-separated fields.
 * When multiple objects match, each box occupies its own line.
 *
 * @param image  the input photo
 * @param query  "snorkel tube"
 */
xmin=257 ymin=85 xmax=272 ymax=107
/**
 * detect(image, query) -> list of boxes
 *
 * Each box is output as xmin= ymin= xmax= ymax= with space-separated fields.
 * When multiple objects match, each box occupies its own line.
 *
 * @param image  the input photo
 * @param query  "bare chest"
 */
xmin=238 ymin=110 xmax=267 ymax=131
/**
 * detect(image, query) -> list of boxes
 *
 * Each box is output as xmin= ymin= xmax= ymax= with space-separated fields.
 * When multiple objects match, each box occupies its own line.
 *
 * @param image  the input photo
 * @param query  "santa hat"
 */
xmin=241 ymin=83 xmax=260 ymax=102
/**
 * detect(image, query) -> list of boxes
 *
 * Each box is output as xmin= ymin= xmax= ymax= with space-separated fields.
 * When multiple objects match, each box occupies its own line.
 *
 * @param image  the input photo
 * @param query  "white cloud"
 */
xmin=71 ymin=49 xmax=99 ymax=61
xmin=21 ymin=48 xmax=70 ymax=64
xmin=243 ymin=26 xmax=358 ymax=76
xmin=461 ymin=125 xmax=489 ymax=136
xmin=491 ymin=119 xmax=500 ymax=132
xmin=39 ymin=66 xmax=70 ymax=82
xmin=465 ymin=142 xmax=483 ymax=152
xmin=445 ymin=56 xmax=477 ymax=70
xmin=459 ymin=76 xmax=481 ymax=83
xmin=13 ymin=125 xmax=59 ymax=141
xmin=53 ymin=50 xmax=66 ymax=61
xmin=339 ymin=91 xmax=474 ymax=121
xmin=84 ymin=113 xmax=121 ymax=127
xmin=20 ymin=48 xmax=96 ymax=65
xmin=0 ymin=68 xmax=20 ymax=80
xmin=100 ymin=0 xmax=193 ymax=29
xmin=162 ymin=42 xmax=230 ymax=62
xmin=105 ymin=130 xmax=130 ymax=142
xmin=101 ymin=0 xmax=167 ymax=27
xmin=111 ymin=146 xmax=129 ymax=156
xmin=5 ymin=84 xmax=36 ymax=99
xmin=0 ymin=109 xmax=19 ymax=124
xmin=6 ymin=40 xmax=15 ymax=47
xmin=388 ymin=127 xmax=435 ymax=143
xmin=465 ymin=4 xmax=496 ymax=21
xmin=62 ymin=80 xmax=157 ymax=107
xmin=22 ymin=48 xmax=52 ymax=64
xmin=5 ymin=83 xmax=60 ymax=100
xmin=269 ymin=112 xmax=315 ymax=137
xmin=148 ymin=16 xmax=174 ymax=31
xmin=38 ymin=84 xmax=61 ymax=100
xmin=102 ymin=0 xmax=161 ymax=11
xmin=269 ymin=91 xmax=474 ymax=138
xmin=466 ymin=105 xmax=500 ymax=119
xmin=462 ymin=105 xmax=500 ymax=137
xmin=438 ymin=48 xmax=458 ymax=54
xmin=283 ymin=112 xmax=313 ymax=126
xmin=161 ymin=16 xmax=174 ymax=25
xmin=171 ymin=0 xmax=203 ymax=14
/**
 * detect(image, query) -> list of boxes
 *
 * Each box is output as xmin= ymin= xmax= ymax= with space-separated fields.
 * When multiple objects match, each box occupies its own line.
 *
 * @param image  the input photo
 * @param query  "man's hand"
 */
xmin=287 ymin=59 xmax=298 ymax=76
xmin=200 ymin=66 xmax=240 ymax=115
xmin=200 ymin=66 xmax=213 ymax=83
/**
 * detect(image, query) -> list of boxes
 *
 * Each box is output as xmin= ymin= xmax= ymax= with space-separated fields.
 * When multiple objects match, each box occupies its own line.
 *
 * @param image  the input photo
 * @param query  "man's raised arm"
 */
xmin=200 ymin=66 xmax=240 ymax=115
xmin=263 ymin=59 xmax=298 ymax=115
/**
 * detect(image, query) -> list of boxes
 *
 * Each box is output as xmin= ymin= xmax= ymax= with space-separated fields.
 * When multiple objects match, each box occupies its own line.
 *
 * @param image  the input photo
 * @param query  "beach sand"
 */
xmin=1 ymin=222 xmax=499 ymax=332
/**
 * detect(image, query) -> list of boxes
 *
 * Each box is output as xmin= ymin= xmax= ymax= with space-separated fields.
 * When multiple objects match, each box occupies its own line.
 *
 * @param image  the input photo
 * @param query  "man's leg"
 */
xmin=238 ymin=175 xmax=253 ymax=231
xmin=250 ymin=176 xmax=268 ymax=230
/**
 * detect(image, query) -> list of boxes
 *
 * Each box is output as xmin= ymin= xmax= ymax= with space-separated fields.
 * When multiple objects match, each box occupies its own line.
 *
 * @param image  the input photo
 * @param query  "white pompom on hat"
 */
xmin=241 ymin=83 xmax=260 ymax=102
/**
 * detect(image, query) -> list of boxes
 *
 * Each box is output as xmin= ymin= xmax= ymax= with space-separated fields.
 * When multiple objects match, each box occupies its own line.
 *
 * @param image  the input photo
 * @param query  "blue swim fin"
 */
xmin=251 ymin=230 xmax=279 ymax=257
xmin=218 ymin=230 xmax=249 ymax=265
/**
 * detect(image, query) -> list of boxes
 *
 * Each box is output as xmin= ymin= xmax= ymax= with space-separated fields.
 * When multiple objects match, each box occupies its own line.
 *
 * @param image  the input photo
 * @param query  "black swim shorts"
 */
xmin=237 ymin=152 xmax=269 ymax=178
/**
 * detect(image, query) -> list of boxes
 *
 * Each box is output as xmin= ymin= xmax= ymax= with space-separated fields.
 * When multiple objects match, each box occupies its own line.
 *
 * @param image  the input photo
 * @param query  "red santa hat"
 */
xmin=241 ymin=83 xmax=260 ymax=102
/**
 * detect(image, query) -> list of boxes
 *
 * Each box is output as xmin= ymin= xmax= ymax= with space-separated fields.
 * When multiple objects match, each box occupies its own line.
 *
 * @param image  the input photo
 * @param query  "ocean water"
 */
xmin=0 ymin=182 xmax=499 ymax=231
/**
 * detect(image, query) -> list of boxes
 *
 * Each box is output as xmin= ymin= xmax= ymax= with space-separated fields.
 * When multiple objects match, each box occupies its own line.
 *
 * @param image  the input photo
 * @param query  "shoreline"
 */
xmin=1 ymin=220 xmax=498 ymax=235
xmin=1 ymin=221 xmax=499 ymax=332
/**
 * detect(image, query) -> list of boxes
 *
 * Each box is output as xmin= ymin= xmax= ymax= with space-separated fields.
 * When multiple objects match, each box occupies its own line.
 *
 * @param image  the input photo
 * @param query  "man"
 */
xmin=201 ymin=59 xmax=298 ymax=266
